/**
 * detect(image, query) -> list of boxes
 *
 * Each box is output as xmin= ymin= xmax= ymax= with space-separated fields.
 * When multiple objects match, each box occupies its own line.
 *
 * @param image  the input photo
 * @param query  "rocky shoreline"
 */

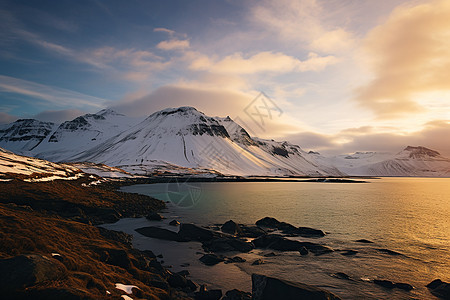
xmin=1 ymin=178 xmax=448 ymax=299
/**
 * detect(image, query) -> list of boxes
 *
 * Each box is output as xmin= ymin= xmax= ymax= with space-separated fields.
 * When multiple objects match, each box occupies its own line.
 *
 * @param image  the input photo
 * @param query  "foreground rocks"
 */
xmin=427 ymin=279 xmax=450 ymax=299
xmin=255 ymin=217 xmax=325 ymax=238
xmin=252 ymin=274 xmax=341 ymax=300
xmin=253 ymin=234 xmax=333 ymax=255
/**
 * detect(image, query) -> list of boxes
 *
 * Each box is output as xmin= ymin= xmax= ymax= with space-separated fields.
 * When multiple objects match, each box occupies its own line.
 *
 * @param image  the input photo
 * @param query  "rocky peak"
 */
xmin=402 ymin=146 xmax=440 ymax=159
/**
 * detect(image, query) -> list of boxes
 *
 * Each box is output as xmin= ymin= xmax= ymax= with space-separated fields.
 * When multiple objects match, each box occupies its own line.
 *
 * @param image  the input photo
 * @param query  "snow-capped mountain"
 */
xmin=32 ymin=109 xmax=143 ymax=161
xmin=0 ymin=119 xmax=57 ymax=154
xmin=335 ymin=146 xmax=450 ymax=177
xmin=70 ymin=107 xmax=343 ymax=176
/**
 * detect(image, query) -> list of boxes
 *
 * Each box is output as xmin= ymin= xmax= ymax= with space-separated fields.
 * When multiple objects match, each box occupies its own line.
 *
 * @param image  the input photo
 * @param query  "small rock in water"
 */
xmin=177 ymin=270 xmax=190 ymax=277
xmin=374 ymin=279 xmax=395 ymax=289
xmin=146 ymin=212 xmax=164 ymax=221
xmin=225 ymin=256 xmax=246 ymax=264
xmin=194 ymin=286 xmax=223 ymax=300
xmin=223 ymin=289 xmax=252 ymax=300
xmin=169 ymin=219 xmax=180 ymax=226
xmin=299 ymin=246 xmax=308 ymax=256
xmin=427 ymin=279 xmax=450 ymax=299
xmin=252 ymin=259 xmax=265 ymax=265
xmin=395 ymin=282 xmax=414 ymax=291
xmin=376 ymin=248 xmax=404 ymax=256
xmin=157 ymin=254 xmax=163 ymax=258
xmin=263 ymin=252 xmax=277 ymax=257
xmin=355 ymin=239 xmax=374 ymax=244
xmin=221 ymin=220 xmax=242 ymax=235
xmin=334 ymin=272 xmax=351 ymax=280
xmin=199 ymin=254 xmax=225 ymax=266
xmin=340 ymin=249 xmax=358 ymax=256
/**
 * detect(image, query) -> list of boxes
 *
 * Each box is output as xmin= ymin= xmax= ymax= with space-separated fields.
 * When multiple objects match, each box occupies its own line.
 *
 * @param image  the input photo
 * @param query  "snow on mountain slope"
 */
xmin=0 ymin=147 xmax=86 ymax=181
xmin=339 ymin=146 xmax=450 ymax=177
xmin=33 ymin=109 xmax=143 ymax=161
xmin=0 ymin=119 xmax=57 ymax=154
xmin=70 ymin=107 xmax=343 ymax=176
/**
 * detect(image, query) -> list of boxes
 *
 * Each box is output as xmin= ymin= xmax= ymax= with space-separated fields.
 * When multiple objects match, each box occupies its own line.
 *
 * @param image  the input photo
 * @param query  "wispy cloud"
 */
xmin=0 ymin=75 xmax=109 ymax=109
xmin=190 ymin=51 xmax=337 ymax=74
xmin=156 ymin=39 xmax=190 ymax=51
xmin=355 ymin=0 xmax=450 ymax=118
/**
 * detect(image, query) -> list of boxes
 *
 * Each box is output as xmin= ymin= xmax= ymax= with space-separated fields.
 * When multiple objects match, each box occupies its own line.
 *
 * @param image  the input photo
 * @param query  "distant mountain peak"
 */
xmin=96 ymin=108 xmax=124 ymax=116
xmin=401 ymin=146 xmax=440 ymax=159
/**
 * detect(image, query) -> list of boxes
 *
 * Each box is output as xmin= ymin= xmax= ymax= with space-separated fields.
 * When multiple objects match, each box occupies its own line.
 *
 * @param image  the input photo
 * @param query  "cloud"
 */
xmin=251 ymin=0 xmax=354 ymax=53
xmin=283 ymin=131 xmax=336 ymax=151
xmin=33 ymin=109 xmax=85 ymax=123
xmin=0 ymin=112 xmax=18 ymax=124
xmin=156 ymin=39 xmax=190 ymax=51
xmin=355 ymin=0 xmax=450 ymax=118
xmin=190 ymin=51 xmax=337 ymax=74
xmin=0 ymin=75 xmax=109 ymax=110
xmin=153 ymin=28 xmax=176 ymax=35
xmin=111 ymin=85 xmax=302 ymax=137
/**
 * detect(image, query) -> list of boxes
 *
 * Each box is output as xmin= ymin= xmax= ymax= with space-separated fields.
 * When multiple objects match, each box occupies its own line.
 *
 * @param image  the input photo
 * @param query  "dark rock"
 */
xmin=395 ymin=283 xmax=414 ymax=291
xmin=223 ymin=289 xmax=252 ymax=300
xmin=299 ymin=246 xmax=308 ymax=256
xmin=253 ymin=234 xmax=333 ymax=255
xmin=263 ymin=252 xmax=277 ymax=257
xmin=157 ymin=254 xmax=164 ymax=258
xmin=169 ymin=219 xmax=180 ymax=226
xmin=187 ymin=279 xmax=199 ymax=292
xmin=255 ymin=217 xmax=281 ymax=228
xmin=427 ymin=279 xmax=450 ymax=299
xmin=334 ymin=272 xmax=351 ymax=280
xmin=221 ymin=220 xmax=242 ymax=235
xmin=177 ymin=270 xmax=190 ymax=277
xmin=202 ymin=237 xmax=254 ymax=253
xmin=376 ymin=248 xmax=404 ymax=256
xmin=252 ymin=259 xmax=264 ymax=265
xmin=146 ymin=212 xmax=164 ymax=221
xmin=135 ymin=226 xmax=181 ymax=241
xmin=355 ymin=239 xmax=374 ymax=244
xmin=252 ymin=274 xmax=341 ymax=300
xmin=199 ymin=254 xmax=225 ymax=266
xmin=374 ymin=279 xmax=395 ymax=289
xmin=296 ymin=227 xmax=326 ymax=238
xmin=226 ymin=256 xmax=246 ymax=264
xmin=194 ymin=289 xmax=223 ymax=300
xmin=168 ymin=271 xmax=188 ymax=288
xmin=239 ymin=225 xmax=267 ymax=238
xmin=0 ymin=254 xmax=67 ymax=291
xmin=178 ymin=223 xmax=224 ymax=241
xmin=100 ymin=249 xmax=132 ymax=269
xmin=340 ymin=250 xmax=358 ymax=256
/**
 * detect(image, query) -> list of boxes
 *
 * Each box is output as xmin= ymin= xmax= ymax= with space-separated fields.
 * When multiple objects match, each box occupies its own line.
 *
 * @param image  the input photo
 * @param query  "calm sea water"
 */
xmin=112 ymin=178 xmax=450 ymax=299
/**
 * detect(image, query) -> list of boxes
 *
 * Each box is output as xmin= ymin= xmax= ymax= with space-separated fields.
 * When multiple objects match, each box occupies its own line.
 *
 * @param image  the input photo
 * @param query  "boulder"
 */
xmin=427 ymin=279 xmax=450 ymax=299
xmin=253 ymin=234 xmax=333 ymax=255
xmin=199 ymin=254 xmax=225 ymax=266
xmin=255 ymin=217 xmax=281 ymax=228
xmin=221 ymin=220 xmax=242 ymax=235
xmin=373 ymin=279 xmax=395 ymax=289
xmin=355 ymin=239 xmax=374 ymax=244
xmin=339 ymin=250 xmax=358 ymax=256
xmin=334 ymin=272 xmax=351 ymax=280
xmin=178 ymin=223 xmax=224 ymax=242
xmin=146 ymin=212 xmax=164 ymax=221
xmin=299 ymin=247 xmax=308 ymax=256
xmin=252 ymin=259 xmax=264 ymax=265
xmin=252 ymin=274 xmax=341 ymax=300
xmin=0 ymin=254 xmax=67 ymax=292
xmin=194 ymin=288 xmax=223 ymax=300
xmin=296 ymin=227 xmax=326 ymax=238
xmin=169 ymin=219 xmax=180 ymax=226
xmin=255 ymin=217 xmax=325 ymax=237
xmin=226 ymin=256 xmax=246 ymax=263
xmin=395 ymin=283 xmax=414 ymax=291
xmin=135 ymin=226 xmax=181 ymax=241
xmin=239 ymin=225 xmax=267 ymax=238
xmin=223 ymin=289 xmax=252 ymax=300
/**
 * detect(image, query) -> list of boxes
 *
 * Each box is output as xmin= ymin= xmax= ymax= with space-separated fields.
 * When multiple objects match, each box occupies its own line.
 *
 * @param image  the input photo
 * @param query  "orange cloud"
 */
xmin=156 ymin=39 xmax=190 ymax=50
xmin=355 ymin=0 xmax=450 ymax=118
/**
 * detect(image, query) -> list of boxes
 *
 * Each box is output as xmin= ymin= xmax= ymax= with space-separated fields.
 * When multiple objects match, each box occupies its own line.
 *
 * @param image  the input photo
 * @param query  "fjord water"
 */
xmin=120 ymin=178 xmax=450 ymax=299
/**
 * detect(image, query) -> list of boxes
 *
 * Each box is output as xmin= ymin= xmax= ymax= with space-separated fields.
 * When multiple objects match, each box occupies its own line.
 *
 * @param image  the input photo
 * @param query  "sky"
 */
xmin=1 ymin=0 xmax=450 ymax=155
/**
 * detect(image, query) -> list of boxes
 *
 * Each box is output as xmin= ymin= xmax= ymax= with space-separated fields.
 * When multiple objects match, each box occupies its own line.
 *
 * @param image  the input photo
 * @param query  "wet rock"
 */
xmin=169 ymin=219 xmax=180 ymax=226
xmin=239 ymin=225 xmax=267 ymax=238
xmin=146 ymin=212 xmax=164 ymax=221
xmin=255 ymin=217 xmax=281 ymax=228
xmin=252 ymin=259 xmax=264 ymax=265
xmin=253 ymin=234 xmax=333 ymax=255
xmin=221 ymin=220 xmax=242 ymax=235
xmin=395 ymin=283 xmax=414 ymax=291
xmin=194 ymin=289 xmax=223 ymax=300
xmin=299 ymin=247 xmax=308 ymax=256
xmin=263 ymin=252 xmax=277 ymax=257
xmin=135 ymin=226 xmax=181 ymax=241
xmin=252 ymin=274 xmax=341 ymax=300
xmin=202 ymin=237 xmax=254 ymax=253
xmin=296 ymin=227 xmax=326 ymax=238
xmin=427 ymin=279 xmax=450 ymax=299
xmin=178 ymin=223 xmax=224 ymax=242
xmin=226 ymin=256 xmax=246 ymax=264
xmin=0 ymin=254 xmax=67 ymax=291
xmin=334 ymin=272 xmax=351 ymax=280
xmin=199 ymin=254 xmax=225 ymax=266
xmin=355 ymin=239 xmax=374 ymax=244
xmin=255 ymin=217 xmax=325 ymax=237
xmin=223 ymin=289 xmax=252 ymax=300
xmin=168 ymin=271 xmax=188 ymax=288
xmin=340 ymin=250 xmax=358 ymax=256
xmin=376 ymin=248 xmax=404 ymax=256
xmin=374 ymin=279 xmax=395 ymax=289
